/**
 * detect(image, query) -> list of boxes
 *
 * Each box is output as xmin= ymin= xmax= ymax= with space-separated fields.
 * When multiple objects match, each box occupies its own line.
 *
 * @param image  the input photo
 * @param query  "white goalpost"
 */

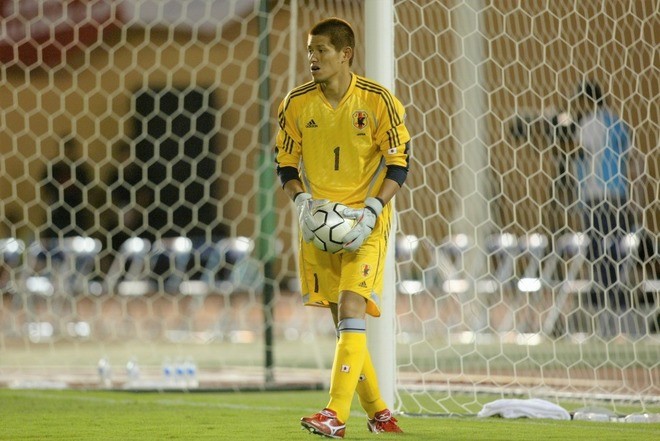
xmin=365 ymin=0 xmax=397 ymax=412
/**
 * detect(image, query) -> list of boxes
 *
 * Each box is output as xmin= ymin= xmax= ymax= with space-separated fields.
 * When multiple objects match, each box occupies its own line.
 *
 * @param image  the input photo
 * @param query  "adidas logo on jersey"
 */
xmin=306 ymin=119 xmax=318 ymax=128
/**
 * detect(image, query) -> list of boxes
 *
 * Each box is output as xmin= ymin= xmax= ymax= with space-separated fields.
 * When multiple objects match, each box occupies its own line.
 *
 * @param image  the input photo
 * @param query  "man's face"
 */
xmin=307 ymin=34 xmax=349 ymax=83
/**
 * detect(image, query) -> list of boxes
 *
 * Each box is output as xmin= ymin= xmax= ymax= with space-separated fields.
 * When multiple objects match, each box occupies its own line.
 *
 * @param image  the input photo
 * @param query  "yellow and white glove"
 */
xmin=294 ymin=192 xmax=321 ymax=243
xmin=342 ymin=197 xmax=383 ymax=252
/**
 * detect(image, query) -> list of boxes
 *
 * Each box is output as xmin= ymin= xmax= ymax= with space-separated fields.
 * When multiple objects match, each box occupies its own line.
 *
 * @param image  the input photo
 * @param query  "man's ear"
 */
xmin=343 ymin=46 xmax=353 ymax=64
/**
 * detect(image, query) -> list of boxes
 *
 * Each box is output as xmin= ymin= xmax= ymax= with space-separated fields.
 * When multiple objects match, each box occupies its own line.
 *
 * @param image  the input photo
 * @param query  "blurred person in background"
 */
xmin=569 ymin=80 xmax=636 ymax=338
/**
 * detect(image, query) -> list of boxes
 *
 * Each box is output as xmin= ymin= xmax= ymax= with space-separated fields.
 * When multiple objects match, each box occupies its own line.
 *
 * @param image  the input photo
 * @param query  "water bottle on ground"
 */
xmin=624 ymin=413 xmax=660 ymax=423
xmin=184 ymin=358 xmax=199 ymax=389
xmin=161 ymin=358 xmax=174 ymax=388
xmin=174 ymin=358 xmax=186 ymax=388
xmin=97 ymin=357 xmax=112 ymax=388
xmin=572 ymin=407 xmax=614 ymax=422
xmin=125 ymin=357 xmax=140 ymax=388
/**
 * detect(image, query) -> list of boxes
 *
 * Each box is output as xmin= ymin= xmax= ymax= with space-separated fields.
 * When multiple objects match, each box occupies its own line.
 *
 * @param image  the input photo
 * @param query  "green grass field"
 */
xmin=1 ymin=389 xmax=658 ymax=441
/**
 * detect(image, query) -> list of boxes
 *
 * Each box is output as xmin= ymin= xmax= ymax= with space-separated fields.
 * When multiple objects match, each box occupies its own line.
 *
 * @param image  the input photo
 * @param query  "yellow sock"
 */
xmin=327 ymin=318 xmax=367 ymax=422
xmin=356 ymin=351 xmax=388 ymax=419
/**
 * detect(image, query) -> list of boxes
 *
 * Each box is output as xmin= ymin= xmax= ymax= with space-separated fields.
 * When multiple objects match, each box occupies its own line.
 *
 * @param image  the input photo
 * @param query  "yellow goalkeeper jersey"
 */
xmin=275 ymin=73 xmax=411 ymax=206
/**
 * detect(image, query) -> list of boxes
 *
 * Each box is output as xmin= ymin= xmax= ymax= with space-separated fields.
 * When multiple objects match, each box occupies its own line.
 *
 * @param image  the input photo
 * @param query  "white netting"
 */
xmin=0 ymin=0 xmax=657 ymax=415
xmin=391 ymin=0 xmax=659 ymax=414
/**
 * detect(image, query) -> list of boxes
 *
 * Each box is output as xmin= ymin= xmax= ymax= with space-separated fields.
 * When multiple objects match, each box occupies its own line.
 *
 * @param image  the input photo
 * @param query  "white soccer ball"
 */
xmin=311 ymin=202 xmax=355 ymax=254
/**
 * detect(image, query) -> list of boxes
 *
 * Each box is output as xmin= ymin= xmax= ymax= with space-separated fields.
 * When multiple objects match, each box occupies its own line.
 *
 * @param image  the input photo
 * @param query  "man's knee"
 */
xmin=338 ymin=290 xmax=367 ymax=320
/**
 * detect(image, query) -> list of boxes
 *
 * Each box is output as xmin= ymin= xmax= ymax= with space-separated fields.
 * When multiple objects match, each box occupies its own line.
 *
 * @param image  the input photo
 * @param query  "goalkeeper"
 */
xmin=274 ymin=17 xmax=411 ymax=439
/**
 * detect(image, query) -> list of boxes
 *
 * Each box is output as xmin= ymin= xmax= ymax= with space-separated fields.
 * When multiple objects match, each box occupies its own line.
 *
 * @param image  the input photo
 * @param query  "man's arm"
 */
xmin=373 ymin=177 xmax=402 ymax=207
xmin=283 ymin=177 xmax=305 ymax=201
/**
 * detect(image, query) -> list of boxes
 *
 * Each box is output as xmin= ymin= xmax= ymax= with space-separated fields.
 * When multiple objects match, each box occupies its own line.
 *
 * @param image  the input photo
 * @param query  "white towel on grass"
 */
xmin=477 ymin=398 xmax=571 ymax=420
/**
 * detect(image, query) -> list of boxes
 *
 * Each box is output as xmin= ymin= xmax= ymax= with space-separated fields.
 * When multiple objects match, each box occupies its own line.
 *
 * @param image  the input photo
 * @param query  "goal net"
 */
xmin=0 ymin=0 xmax=657 ymax=416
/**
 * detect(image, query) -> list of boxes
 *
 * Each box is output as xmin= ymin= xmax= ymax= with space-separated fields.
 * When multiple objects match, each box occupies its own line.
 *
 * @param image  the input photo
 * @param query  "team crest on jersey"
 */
xmin=360 ymin=264 xmax=371 ymax=277
xmin=352 ymin=110 xmax=368 ymax=130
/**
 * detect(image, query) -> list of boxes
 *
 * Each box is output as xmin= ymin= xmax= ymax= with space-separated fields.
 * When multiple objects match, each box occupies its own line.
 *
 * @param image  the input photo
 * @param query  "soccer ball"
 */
xmin=311 ymin=202 xmax=355 ymax=254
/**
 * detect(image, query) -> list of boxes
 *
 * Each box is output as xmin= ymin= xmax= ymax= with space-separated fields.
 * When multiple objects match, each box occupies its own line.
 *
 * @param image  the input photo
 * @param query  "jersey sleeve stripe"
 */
xmin=283 ymin=131 xmax=295 ymax=154
xmin=283 ymin=82 xmax=317 ymax=112
xmin=355 ymin=78 xmax=403 ymax=128
xmin=355 ymin=78 xmax=403 ymax=148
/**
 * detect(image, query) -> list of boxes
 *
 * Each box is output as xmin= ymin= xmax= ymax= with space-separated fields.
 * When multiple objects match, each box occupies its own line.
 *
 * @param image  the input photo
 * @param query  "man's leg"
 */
xmin=300 ymin=319 xmax=365 ymax=438
xmin=301 ymin=292 xmax=367 ymax=438
xmin=356 ymin=351 xmax=387 ymax=418
xmin=326 ymin=291 xmax=401 ymax=432
xmin=328 ymin=304 xmax=387 ymax=418
xmin=326 ymin=317 xmax=367 ymax=422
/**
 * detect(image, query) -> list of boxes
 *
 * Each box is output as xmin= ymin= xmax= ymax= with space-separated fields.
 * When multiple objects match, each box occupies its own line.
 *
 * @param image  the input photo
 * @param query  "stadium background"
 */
xmin=0 ymin=0 xmax=658 ymax=414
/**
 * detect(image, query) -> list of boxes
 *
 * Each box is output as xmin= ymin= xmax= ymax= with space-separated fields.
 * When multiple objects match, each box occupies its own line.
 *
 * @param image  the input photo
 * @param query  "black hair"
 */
xmin=309 ymin=18 xmax=355 ymax=66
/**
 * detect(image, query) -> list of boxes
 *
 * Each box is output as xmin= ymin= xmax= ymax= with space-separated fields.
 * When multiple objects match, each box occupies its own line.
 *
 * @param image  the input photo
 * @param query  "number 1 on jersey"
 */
xmin=333 ymin=146 xmax=340 ymax=171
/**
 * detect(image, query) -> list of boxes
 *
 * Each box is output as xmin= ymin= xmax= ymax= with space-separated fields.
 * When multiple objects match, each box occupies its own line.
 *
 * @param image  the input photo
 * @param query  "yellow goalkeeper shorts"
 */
xmin=298 ymin=204 xmax=393 ymax=317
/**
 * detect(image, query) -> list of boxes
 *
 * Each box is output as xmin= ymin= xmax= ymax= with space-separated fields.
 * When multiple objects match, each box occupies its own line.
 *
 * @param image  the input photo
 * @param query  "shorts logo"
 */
xmin=341 ymin=365 xmax=351 ymax=373
xmin=352 ymin=110 xmax=368 ymax=130
xmin=360 ymin=264 xmax=371 ymax=277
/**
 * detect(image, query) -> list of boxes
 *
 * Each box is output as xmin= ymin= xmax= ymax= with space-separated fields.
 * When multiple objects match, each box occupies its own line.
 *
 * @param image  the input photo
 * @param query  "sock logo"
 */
xmin=341 ymin=365 xmax=351 ymax=373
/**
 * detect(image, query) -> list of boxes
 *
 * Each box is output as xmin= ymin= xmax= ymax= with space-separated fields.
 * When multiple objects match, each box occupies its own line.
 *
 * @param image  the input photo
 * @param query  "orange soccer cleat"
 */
xmin=367 ymin=409 xmax=403 ymax=434
xmin=301 ymin=408 xmax=346 ymax=439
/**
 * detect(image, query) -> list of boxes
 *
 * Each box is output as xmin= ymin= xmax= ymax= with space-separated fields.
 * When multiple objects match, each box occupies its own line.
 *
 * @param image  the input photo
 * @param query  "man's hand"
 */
xmin=294 ymin=192 xmax=320 ymax=243
xmin=342 ymin=197 xmax=383 ymax=252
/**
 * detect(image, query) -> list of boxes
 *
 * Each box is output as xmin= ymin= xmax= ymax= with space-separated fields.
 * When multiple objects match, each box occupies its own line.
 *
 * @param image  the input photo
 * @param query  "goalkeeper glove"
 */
xmin=294 ymin=192 xmax=320 ymax=243
xmin=342 ymin=197 xmax=383 ymax=252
